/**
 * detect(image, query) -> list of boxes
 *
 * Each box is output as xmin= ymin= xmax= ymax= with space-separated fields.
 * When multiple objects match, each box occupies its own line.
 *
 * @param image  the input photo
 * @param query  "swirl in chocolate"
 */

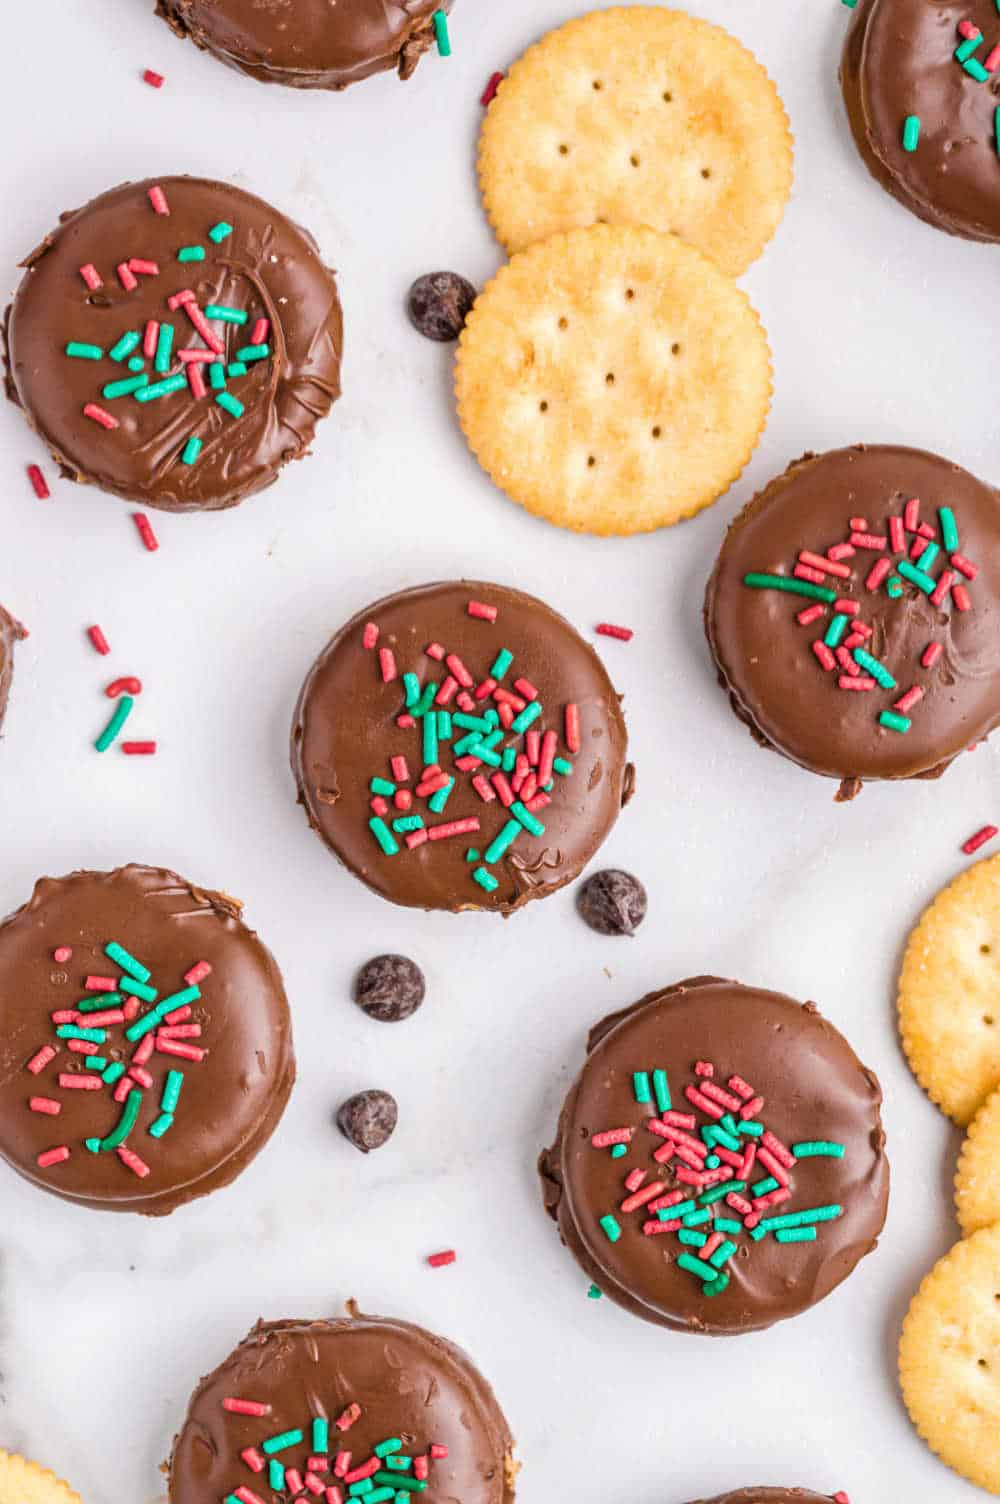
xmin=291 ymin=581 xmax=633 ymax=914
xmin=686 ymin=1492 xmax=847 ymax=1504
xmin=5 ymin=177 xmax=343 ymax=511
xmin=539 ymin=978 xmax=888 ymax=1334
xmin=704 ymin=445 xmax=1000 ymax=796
xmin=842 ymin=0 xmax=1000 ymax=241
xmin=0 ymin=865 xmax=295 ymax=1214
xmin=168 ymin=1311 xmax=516 ymax=1504
xmin=156 ymin=0 xmax=452 ymax=91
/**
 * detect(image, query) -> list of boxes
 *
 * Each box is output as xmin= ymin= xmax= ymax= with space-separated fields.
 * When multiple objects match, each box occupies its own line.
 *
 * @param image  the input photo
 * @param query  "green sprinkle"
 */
xmin=465 ymin=847 xmax=479 ymax=862
xmin=704 ymin=1273 xmax=730 ymax=1297
xmin=85 ymin=1137 xmax=101 ymax=1153
xmin=99 ymin=1088 xmax=142 ymax=1152
xmin=511 ymin=700 xmax=542 ymax=734
xmin=473 ymin=866 xmax=498 ymax=893
xmin=484 ymin=819 xmax=521 ymax=864
xmin=105 ymin=942 xmax=150 ymax=982
xmin=919 ymin=541 xmax=940 ymax=573
xmin=510 ymin=800 xmax=545 ymax=837
xmin=84 ymin=1056 xmax=108 ymax=1071
xmin=370 ymin=817 xmax=399 ymax=856
xmin=743 ymin=572 xmax=836 ymax=604
xmin=313 ymin=1418 xmax=329 ymax=1453
xmin=205 ymin=304 xmax=248 ymax=324
xmin=710 ymin=1239 xmax=738 ymax=1268
xmin=149 ymin=1112 xmax=174 ymax=1138
xmin=109 ymin=331 xmax=141 ymax=362
xmin=154 ymin=322 xmax=175 ymax=374
xmin=699 ymin=1179 xmax=745 ymax=1204
xmin=210 ymin=361 xmax=227 ymax=391
xmin=95 ymin=694 xmax=134 ymax=752
xmin=738 ymin=1119 xmax=764 ymax=1136
xmin=939 ymin=507 xmax=959 ymax=551
xmin=824 ymin=613 xmax=850 ymax=648
xmin=65 ymin=342 xmax=103 ymax=360
xmin=135 ymin=375 xmax=188 ymax=402
xmin=587 ymin=1283 xmax=602 ymax=1299
xmin=760 ymin=1204 xmax=843 ymax=1233
xmin=392 ymin=816 xmax=424 ymax=834
xmin=659 ymin=1200 xmax=697 ymax=1221
xmin=956 ymin=34 xmax=982 ymax=62
xmin=208 ymin=222 xmax=233 ymax=244
xmin=711 ymin=1125 xmax=741 ymax=1152
xmin=902 ymin=115 xmax=921 ymax=152
xmin=120 ymin=977 xmax=158 ymax=1003
xmin=437 ymin=711 xmax=452 ymax=739
xmin=897 ymin=559 xmax=936 ymax=595
xmin=879 ymin=710 xmax=911 ymax=734
xmin=677 ymin=1252 xmax=717 ymax=1282
xmin=453 ymin=713 xmax=492 ymax=733
xmin=483 ymin=708 xmax=500 ymax=728
xmin=792 ymin=1140 xmax=845 ymax=1158
xmin=610 ymin=1143 xmax=628 ymax=1159
xmin=102 ymin=1062 xmax=126 ymax=1085
xmin=853 ymin=647 xmax=896 ymax=689
xmin=775 ymin=1226 xmax=818 ymax=1243
xmin=177 ymin=245 xmax=205 ymax=262
xmin=162 ymin=1070 xmax=184 ymax=1114
xmin=501 ymin=747 xmax=517 ymax=772
xmin=433 ymin=8 xmax=451 ymax=55
xmin=262 ymin=1429 xmax=304 ymax=1456
xmin=490 ymin=648 xmax=514 ymax=679
xmin=182 ymin=436 xmax=203 ymax=466
xmin=427 ymin=777 xmax=455 ymax=814
xmin=159 ymin=986 xmax=201 ymax=1014
xmin=371 ymin=777 xmax=396 ymax=796
xmin=749 ymin=1224 xmax=768 ymax=1242
xmin=599 ymin=1214 xmax=621 ymax=1243
xmin=235 ymin=344 xmax=270 ymax=363
xmin=412 ymin=684 xmax=437 ymax=717
xmin=714 ymin=1217 xmax=743 ymax=1234
xmin=965 ymin=57 xmax=991 ymax=80
xmin=887 ymin=575 xmax=904 ymax=599
xmin=384 ymin=1457 xmax=412 ymax=1472
xmin=227 ymin=362 xmax=248 ymax=378
xmin=682 ymin=1208 xmax=713 ymax=1228
xmin=423 ymin=713 xmax=438 ymax=768
xmin=403 ymin=672 xmax=421 ymax=707
xmin=365 ymin=1491 xmax=396 ymax=1503
xmin=124 ymin=1009 xmax=161 ymax=1043
xmin=269 ymin=1461 xmax=285 ymax=1490
xmin=995 ymin=105 xmax=1000 ymax=156
xmin=77 ymin=992 xmax=122 ymax=1012
xmin=552 ymin=757 xmax=573 ymax=776
xmin=751 ymin=1176 xmax=780 ymax=1197
xmin=841 ymin=0 xmax=858 ymax=6
xmin=652 ymin=1068 xmax=671 ymax=1114
xmin=128 ymin=357 xmax=145 ymax=373
xmin=705 ymin=1155 xmax=721 ymax=1169
xmin=467 ymin=743 xmax=502 ymax=767
xmin=216 ymin=392 xmax=245 ymax=419
xmin=677 ymin=1228 xmax=708 ymax=1247
xmin=375 ymin=1440 xmax=402 ymax=1459
xmin=633 ymin=1071 xmax=651 ymax=1104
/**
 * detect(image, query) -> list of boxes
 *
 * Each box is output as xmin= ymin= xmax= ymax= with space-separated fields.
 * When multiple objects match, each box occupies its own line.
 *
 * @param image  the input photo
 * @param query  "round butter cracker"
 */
xmin=0 ymin=1450 xmax=81 ymax=1504
xmin=454 ymin=224 xmax=772 ymax=536
xmin=956 ymin=1085 xmax=1000 ymax=1236
xmin=478 ymin=7 xmax=793 ymax=275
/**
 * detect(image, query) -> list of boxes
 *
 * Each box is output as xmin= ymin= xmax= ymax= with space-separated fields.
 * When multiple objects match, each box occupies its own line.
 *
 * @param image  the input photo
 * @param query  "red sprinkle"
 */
xmin=68 ymin=1038 xmax=100 ymax=1056
xmin=794 ymin=564 xmax=825 ymax=585
xmin=129 ymin=258 xmax=159 ymax=278
xmin=953 ymin=583 xmax=972 ymax=612
xmin=963 ymin=824 xmax=998 ymax=856
xmin=838 ymin=675 xmax=876 ymax=691
xmin=917 ymin=521 xmax=937 ymax=540
xmin=930 ymin=569 xmax=955 ymax=608
xmin=122 ymin=742 xmax=157 ymax=755
xmin=428 ymin=817 xmax=480 ymax=841
xmin=958 ymin=18 xmax=981 ymax=38
xmin=241 ymin=1450 xmax=266 ymax=1474
xmin=796 ymin=604 xmax=825 ymax=626
xmin=54 ymin=946 xmax=73 ymax=963
xmin=37 ymin=1146 xmax=70 ymax=1169
xmin=59 ymin=1073 xmax=102 ymax=1091
xmin=118 ymin=1146 xmax=150 ymax=1178
xmin=179 ymin=960 xmax=208 ymax=988
xmin=344 ymin=1459 xmax=379 ymax=1485
xmin=148 ymin=185 xmax=170 ymax=216
xmin=335 ymin=1405 xmax=362 ymax=1433
xmin=363 ymin=622 xmax=379 ymax=649
xmin=849 ymin=516 xmax=868 ymax=531
xmin=425 ymin=641 xmax=446 ymax=660
xmin=84 ymin=402 xmax=119 ymax=430
xmin=429 ymin=1445 xmax=449 ymax=1461
xmin=565 ymin=702 xmax=581 ymax=753
xmin=27 ymin=463 xmax=50 ymax=499
xmin=224 ymin=1398 xmax=273 ymax=1417
xmin=79 ymin=263 xmax=103 ymax=290
xmin=832 ymin=599 xmax=860 ymax=617
xmin=596 ymin=623 xmax=633 ymax=642
xmin=446 ymin=653 xmax=474 ymax=688
xmin=903 ymin=496 xmax=920 ymax=531
xmin=379 ymin=648 xmax=397 ymax=683
xmin=835 ymin=646 xmax=859 ymax=676
xmin=812 ymin=641 xmax=836 ymax=672
xmin=467 ymin=599 xmax=497 ymax=622
xmin=116 ymin=261 xmax=139 ymax=292
xmin=29 ymin=1097 xmax=61 ymax=1116
xmin=951 ymin=553 xmax=978 ymax=580
xmin=87 ymin=625 xmax=111 ymax=656
xmin=798 ymin=550 xmax=851 ymax=580
xmin=143 ymin=68 xmax=165 ymax=87
xmin=132 ymin=513 xmax=159 ymax=552
xmin=472 ymin=774 xmax=496 ymax=802
xmin=187 ymin=362 xmax=207 ymax=400
xmin=481 ymin=70 xmax=504 ymax=105
xmin=922 ymin=641 xmax=943 ymax=669
xmin=427 ymin=1249 xmax=457 ymax=1268
xmin=851 ymin=531 xmax=887 ymax=551
xmin=888 ymin=515 xmax=905 ymax=553
xmin=251 ymin=318 xmax=270 ymax=345
xmin=865 ymin=558 xmax=892 ymax=591
xmin=826 ymin=543 xmax=855 ymax=561
xmin=894 ymin=686 xmax=924 ymax=715
xmin=106 ymin=676 xmax=142 ymax=697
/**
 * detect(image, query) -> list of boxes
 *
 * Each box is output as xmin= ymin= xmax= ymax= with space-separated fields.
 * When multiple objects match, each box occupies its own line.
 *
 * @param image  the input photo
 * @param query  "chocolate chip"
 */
xmin=353 ymin=954 xmax=425 ymax=1023
xmin=576 ymin=869 xmax=648 ymax=936
xmin=407 ymin=272 xmax=476 ymax=341
xmin=336 ymin=1090 xmax=398 ymax=1153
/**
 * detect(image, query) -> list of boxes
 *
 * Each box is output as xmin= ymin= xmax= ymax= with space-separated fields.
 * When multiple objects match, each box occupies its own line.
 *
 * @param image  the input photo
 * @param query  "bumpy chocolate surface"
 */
xmin=156 ymin=0 xmax=451 ymax=90
xmin=0 ymin=605 xmax=25 ymax=734
xmin=291 ymin=581 xmax=632 ymax=914
xmin=0 ymin=865 xmax=295 ymax=1214
xmin=685 ymin=1492 xmax=843 ymax=1504
xmin=705 ymin=445 xmax=1000 ymax=793
xmin=5 ymin=176 xmax=342 ymax=512
xmin=842 ymin=0 xmax=1000 ymax=241
xmin=540 ymin=978 xmax=888 ymax=1335
xmin=169 ymin=1311 xmax=516 ymax=1504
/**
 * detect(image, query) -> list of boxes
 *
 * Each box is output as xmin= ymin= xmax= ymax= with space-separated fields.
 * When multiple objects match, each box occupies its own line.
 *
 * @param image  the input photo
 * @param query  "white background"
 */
xmin=0 ymin=2 xmax=994 ymax=1501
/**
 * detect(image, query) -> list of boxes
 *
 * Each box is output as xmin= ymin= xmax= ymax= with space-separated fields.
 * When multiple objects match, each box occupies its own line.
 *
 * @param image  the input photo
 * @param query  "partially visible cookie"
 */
xmin=0 ymin=1449 xmax=81 ymax=1504
xmin=956 ymin=1086 xmax=1000 ymax=1236
xmin=0 ymin=604 xmax=26 ymax=735
xmin=899 ymin=1225 xmax=1000 ymax=1494
xmin=455 ymin=225 xmax=772 ymax=536
xmin=479 ymin=8 xmax=793 ymax=275
xmin=898 ymin=855 xmax=1000 ymax=1125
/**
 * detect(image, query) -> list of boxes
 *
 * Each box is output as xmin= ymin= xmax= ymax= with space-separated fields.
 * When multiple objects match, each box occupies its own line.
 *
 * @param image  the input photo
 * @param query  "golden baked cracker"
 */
xmin=478 ymin=7 xmax=793 ymax=276
xmin=0 ymin=1450 xmax=81 ymax=1504
xmin=454 ymin=225 xmax=771 ymax=536
xmin=899 ymin=1225 xmax=1000 ymax=1494
xmin=898 ymin=854 xmax=1000 ymax=1125
xmin=956 ymin=1085 xmax=1000 ymax=1235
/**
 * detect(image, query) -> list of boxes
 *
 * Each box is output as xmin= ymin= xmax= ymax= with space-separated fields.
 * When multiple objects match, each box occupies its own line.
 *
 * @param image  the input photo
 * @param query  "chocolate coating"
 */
xmin=685 ymin=1493 xmax=842 ymax=1504
xmin=5 ymin=176 xmax=342 ymax=512
xmin=169 ymin=1311 xmax=517 ymax=1504
xmin=291 ymin=581 xmax=632 ymax=914
xmin=842 ymin=0 xmax=1000 ymax=241
xmin=156 ymin=0 xmax=451 ymax=91
xmin=0 ymin=604 xmax=25 ymax=734
xmin=540 ymin=977 xmax=888 ymax=1335
xmin=0 ymin=865 xmax=295 ymax=1214
xmin=705 ymin=445 xmax=1000 ymax=792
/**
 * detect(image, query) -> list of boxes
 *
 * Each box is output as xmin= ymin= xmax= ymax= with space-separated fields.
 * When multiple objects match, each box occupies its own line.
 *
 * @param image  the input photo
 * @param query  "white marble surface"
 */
xmin=0 ymin=1 xmax=994 ymax=1500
